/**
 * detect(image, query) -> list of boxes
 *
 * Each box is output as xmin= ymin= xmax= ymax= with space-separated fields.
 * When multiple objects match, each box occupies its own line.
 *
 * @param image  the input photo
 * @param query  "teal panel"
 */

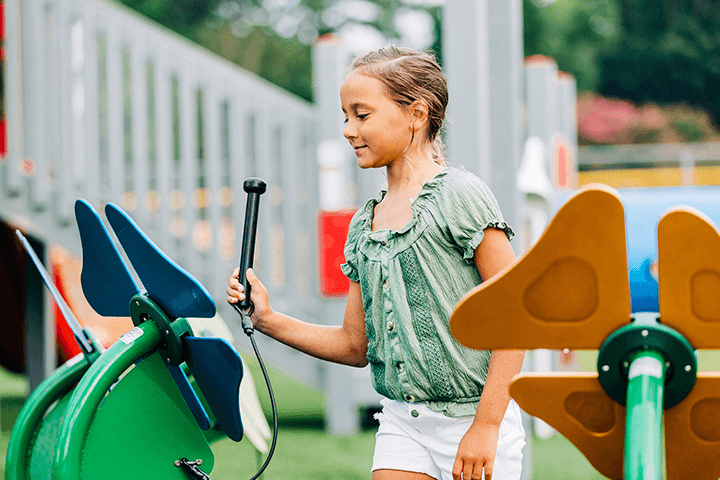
xmin=28 ymin=394 xmax=72 ymax=480
xmin=82 ymin=353 xmax=214 ymax=480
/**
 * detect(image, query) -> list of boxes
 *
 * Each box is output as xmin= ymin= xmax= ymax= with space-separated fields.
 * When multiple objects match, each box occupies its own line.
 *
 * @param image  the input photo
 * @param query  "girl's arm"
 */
xmin=453 ymin=227 xmax=525 ymax=480
xmin=227 ymin=268 xmax=369 ymax=367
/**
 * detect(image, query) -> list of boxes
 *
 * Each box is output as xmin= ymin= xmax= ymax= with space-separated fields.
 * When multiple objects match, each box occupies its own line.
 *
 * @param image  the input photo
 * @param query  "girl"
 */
xmin=228 ymin=46 xmax=525 ymax=480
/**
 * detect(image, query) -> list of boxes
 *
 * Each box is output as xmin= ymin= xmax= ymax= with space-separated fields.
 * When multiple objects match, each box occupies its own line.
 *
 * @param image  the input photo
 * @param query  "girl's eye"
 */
xmin=343 ymin=118 xmax=348 ymax=124
xmin=357 ymin=114 xmax=368 ymax=120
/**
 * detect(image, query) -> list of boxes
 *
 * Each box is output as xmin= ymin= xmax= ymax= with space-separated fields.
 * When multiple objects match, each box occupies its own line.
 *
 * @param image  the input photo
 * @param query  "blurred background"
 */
xmin=1 ymin=1 xmax=719 ymax=479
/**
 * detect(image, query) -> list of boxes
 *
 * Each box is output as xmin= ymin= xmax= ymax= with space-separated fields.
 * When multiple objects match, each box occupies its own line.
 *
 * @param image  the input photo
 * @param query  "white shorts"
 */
xmin=372 ymin=398 xmax=525 ymax=480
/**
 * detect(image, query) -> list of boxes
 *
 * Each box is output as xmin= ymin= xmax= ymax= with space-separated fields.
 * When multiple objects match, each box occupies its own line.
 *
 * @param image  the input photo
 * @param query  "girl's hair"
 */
xmin=349 ymin=46 xmax=448 ymax=165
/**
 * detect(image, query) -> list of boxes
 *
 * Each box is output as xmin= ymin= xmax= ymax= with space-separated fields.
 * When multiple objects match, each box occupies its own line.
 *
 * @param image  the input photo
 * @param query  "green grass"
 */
xmin=6 ymin=349 xmax=720 ymax=480
xmin=0 ymin=426 xmax=607 ymax=480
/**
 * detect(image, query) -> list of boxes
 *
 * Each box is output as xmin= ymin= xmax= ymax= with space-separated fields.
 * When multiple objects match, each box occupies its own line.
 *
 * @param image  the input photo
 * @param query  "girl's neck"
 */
xmin=385 ymin=149 xmax=444 ymax=197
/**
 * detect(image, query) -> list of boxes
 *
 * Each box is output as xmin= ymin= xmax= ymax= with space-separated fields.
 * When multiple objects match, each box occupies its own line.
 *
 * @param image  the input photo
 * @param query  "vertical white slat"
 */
xmin=43 ymin=0 xmax=60 ymax=210
xmin=205 ymin=80 xmax=223 ymax=296
xmin=177 ymin=62 xmax=197 ymax=268
xmin=105 ymin=18 xmax=124 ymax=204
xmin=294 ymin=119 xmax=314 ymax=308
xmin=227 ymin=93 xmax=247 ymax=275
xmin=129 ymin=32 xmax=149 ymax=227
xmin=282 ymin=119 xmax=299 ymax=301
xmin=56 ymin=0 xmax=75 ymax=221
xmin=24 ymin=0 xmax=50 ymax=209
xmin=254 ymin=100 xmax=272 ymax=294
xmin=82 ymin=1 xmax=101 ymax=206
xmin=269 ymin=116 xmax=285 ymax=295
xmin=193 ymin=79 xmax=210 ymax=286
xmin=154 ymin=50 xmax=173 ymax=256
xmin=3 ymin=0 xmax=24 ymax=194
xmin=303 ymin=118 xmax=320 ymax=311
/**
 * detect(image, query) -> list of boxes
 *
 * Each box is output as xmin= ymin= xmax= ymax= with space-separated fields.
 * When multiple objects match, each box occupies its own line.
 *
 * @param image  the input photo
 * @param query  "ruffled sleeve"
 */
xmin=436 ymin=169 xmax=514 ymax=263
xmin=340 ymin=210 xmax=366 ymax=282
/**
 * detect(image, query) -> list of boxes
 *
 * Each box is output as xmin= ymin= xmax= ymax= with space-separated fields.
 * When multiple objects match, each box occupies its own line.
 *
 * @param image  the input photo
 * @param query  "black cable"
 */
xmin=242 ymin=312 xmax=278 ymax=480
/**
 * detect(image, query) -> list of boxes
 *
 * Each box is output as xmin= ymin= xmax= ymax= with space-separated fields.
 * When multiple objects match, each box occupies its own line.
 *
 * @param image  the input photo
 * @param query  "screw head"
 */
xmin=685 ymin=365 xmax=692 ymax=372
xmin=174 ymin=460 xmax=181 ymax=467
xmin=602 ymin=365 xmax=610 ymax=372
xmin=641 ymin=329 xmax=649 ymax=337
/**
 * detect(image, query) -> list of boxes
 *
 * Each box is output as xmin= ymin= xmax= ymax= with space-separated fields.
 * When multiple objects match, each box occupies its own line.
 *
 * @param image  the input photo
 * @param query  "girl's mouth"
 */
xmin=354 ymin=146 xmax=366 ymax=154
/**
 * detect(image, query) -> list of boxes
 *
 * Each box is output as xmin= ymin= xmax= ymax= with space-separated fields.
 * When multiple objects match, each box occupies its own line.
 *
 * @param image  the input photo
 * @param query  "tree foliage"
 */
xmin=123 ymin=0 xmax=720 ymax=129
xmin=596 ymin=0 xmax=720 ymax=128
xmin=118 ymin=0 xmax=224 ymax=36
xmin=523 ymin=0 xmax=621 ymax=92
xmin=117 ymin=0 xmax=441 ymax=103
xmin=525 ymin=0 xmax=720 ymax=128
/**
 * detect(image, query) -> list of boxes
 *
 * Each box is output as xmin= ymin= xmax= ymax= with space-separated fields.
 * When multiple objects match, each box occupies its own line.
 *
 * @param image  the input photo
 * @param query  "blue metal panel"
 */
xmin=557 ymin=186 xmax=720 ymax=313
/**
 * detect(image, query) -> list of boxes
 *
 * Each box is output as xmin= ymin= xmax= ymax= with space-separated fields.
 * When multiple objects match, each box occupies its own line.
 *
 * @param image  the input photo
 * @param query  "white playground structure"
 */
xmin=2 ymin=4 xmax=576 ymax=478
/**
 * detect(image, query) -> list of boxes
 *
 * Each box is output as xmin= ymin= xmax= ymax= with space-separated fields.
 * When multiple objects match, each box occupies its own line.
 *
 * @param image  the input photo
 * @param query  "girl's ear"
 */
xmin=409 ymin=100 xmax=429 ymax=131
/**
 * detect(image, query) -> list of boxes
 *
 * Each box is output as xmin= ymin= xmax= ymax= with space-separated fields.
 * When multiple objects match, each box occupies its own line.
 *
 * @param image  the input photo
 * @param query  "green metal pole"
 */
xmin=625 ymin=349 xmax=665 ymax=480
xmin=53 ymin=322 xmax=161 ymax=480
xmin=5 ymin=354 xmax=90 ymax=480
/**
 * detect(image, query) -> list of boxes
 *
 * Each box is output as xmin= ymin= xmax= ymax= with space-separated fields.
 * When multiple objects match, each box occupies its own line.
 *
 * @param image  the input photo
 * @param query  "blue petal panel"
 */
xmin=104 ymin=203 xmax=216 ymax=319
xmin=75 ymin=199 xmax=140 ymax=316
xmin=185 ymin=337 xmax=244 ymax=442
xmin=167 ymin=364 xmax=211 ymax=431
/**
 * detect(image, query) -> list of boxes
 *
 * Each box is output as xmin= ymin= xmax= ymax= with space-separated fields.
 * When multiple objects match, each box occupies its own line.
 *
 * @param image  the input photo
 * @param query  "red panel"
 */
xmin=54 ymin=263 xmax=81 ymax=360
xmin=318 ymin=209 xmax=356 ymax=297
xmin=0 ymin=120 xmax=6 ymax=157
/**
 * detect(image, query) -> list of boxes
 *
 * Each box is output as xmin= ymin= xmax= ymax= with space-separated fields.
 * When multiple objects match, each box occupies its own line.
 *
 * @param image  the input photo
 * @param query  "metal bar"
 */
xmin=104 ymin=19 xmax=124 ymax=203
xmin=25 ymin=0 xmax=49 ymax=209
xmin=16 ymin=230 xmax=93 ymax=353
xmin=130 ymin=32 xmax=149 ymax=226
xmin=625 ymin=349 xmax=665 ymax=480
xmin=83 ymin=1 xmax=101 ymax=206
xmin=177 ymin=63 xmax=196 ymax=268
xmin=3 ymin=0 xmax=24 ymax=194
xmin=55 ymin=0 xmax=74 ymax=222
xmin=154 ymin=50 xmax=172 ymax=254
xmin=205 ymin=80 xmax=222 ymax=294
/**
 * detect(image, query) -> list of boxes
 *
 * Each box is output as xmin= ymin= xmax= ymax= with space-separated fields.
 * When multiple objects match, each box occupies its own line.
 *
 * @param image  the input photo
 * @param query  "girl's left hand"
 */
xmin=452 ymin=422 xmax=499 ymax=480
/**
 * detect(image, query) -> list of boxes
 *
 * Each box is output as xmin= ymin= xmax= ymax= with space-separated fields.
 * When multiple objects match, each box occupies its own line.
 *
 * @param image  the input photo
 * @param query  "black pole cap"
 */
xmin=244 ymin=178 xmax=267 ymax=194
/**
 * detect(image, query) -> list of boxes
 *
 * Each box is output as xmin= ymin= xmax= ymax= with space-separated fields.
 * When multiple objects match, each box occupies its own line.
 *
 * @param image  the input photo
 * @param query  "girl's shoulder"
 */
xmin=439 ymin=165 xmax=489 ymax=189
xmin=431 ymin=165 xmax=495 ymax=205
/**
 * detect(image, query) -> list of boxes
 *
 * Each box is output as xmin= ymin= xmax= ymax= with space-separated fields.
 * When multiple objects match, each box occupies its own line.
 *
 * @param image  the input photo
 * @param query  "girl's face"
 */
xmin=340 ymin=71 xmax=414 ymax=169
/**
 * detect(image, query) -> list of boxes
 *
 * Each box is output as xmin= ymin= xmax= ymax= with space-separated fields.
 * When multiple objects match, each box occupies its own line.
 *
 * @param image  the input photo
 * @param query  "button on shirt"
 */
xmin=341 ymin=166 xmax=514 ymax=417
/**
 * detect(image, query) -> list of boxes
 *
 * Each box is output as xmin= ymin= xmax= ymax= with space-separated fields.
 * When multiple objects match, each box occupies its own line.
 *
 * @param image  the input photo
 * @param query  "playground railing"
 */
xmin=2 ymin=0 xmax=387 ymax=431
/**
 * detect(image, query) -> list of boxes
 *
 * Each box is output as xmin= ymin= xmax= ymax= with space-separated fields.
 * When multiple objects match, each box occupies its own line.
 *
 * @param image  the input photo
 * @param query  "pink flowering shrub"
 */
xmin=577 ymin=93 xmax=720 ymax=145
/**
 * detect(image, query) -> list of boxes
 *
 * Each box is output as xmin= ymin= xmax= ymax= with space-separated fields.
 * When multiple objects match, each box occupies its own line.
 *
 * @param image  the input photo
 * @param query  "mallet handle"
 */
xmin=236 ymin=178 xmax=267 ymax=311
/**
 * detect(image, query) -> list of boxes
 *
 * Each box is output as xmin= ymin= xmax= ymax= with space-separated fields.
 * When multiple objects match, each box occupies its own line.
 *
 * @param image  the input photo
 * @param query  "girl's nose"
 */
xmin=343 ymin=122 xmax=356 ymax=140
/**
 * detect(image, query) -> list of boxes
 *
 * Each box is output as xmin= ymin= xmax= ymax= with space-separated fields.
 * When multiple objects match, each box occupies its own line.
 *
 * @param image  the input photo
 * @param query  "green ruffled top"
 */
xmin=341 ymin=166 xmax=513 ymax=417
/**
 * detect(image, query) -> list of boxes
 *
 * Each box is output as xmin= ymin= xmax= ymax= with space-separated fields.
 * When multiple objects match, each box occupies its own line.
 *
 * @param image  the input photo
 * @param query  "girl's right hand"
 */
xmin=227 ymin=267 xmax=273 ymax=330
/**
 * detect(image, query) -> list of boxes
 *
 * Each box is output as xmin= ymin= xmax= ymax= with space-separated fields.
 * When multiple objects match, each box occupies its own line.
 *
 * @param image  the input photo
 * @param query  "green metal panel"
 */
xmin=28 ymin=395 xmax=72 ymax=480
xmin=625 ymin=349 xmax=665 ymax=480
xmin=81 ymin=352 xmax=214 ymax=479
xmin=5 ymin=355 xmax=89 ymax=480
xmin=54 ymin=321 xmax=190 ymax=480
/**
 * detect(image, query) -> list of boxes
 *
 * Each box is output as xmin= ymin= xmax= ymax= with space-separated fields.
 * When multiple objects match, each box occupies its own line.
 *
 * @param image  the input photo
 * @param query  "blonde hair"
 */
xmin=350 ymin=46 xmax=448 ymax=165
